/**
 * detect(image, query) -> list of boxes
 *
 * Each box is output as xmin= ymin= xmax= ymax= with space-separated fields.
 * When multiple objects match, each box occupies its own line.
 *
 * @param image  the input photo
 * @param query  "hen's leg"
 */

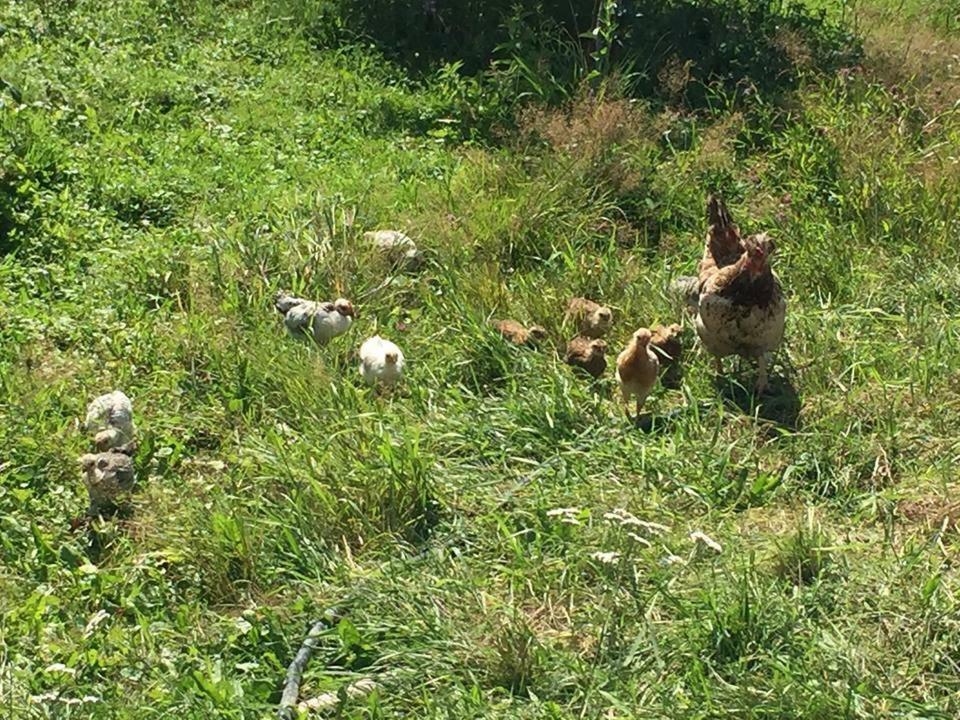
xmin=756 ymin=354 xmax=769 ymax=394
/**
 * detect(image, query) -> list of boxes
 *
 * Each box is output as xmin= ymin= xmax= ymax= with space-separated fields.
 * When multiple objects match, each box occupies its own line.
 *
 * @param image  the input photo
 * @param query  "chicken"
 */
xmin=695 ymin=233 xmax=786 ymax=393
xmin=650 ymin=323 xmax=683 ymax=388
xmin=698 ymin=194 xmax=745 ymax=282
xmin=359 ymin=335 xmax=405 ymax=387
xmin=564 ymin=337 xmax=607 ymax=378
xmin=85 ymin=390 xmax=136 ymax=451
xmin=492 ymin=319 xmax=548 ymax=347
xmin=565 ymin=297 xmax=613 ymax=338
xmin=672 ymin=195 xmax=745 ymax=315
xmin=79 ymin=446 xmax=136 ymax=517
xmin=275 ymin=291 xmax=356 ymax=345
xmin=364 ymin=230 xmax=425 ymax=270
xmin=615 ymin=328 xmax=660 ymax=419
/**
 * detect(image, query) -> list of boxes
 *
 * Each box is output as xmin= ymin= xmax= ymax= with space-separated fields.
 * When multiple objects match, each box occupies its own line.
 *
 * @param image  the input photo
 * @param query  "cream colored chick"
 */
xmin=359 ymin=336 xmax=405 ymax=387
xmin=275 ymin=291 xmax=356 ymax=345
xmin=566 ymin=297 xmax=613 ymax=338
xmin=85 ymin=390 xmax=136 ymax=451
xmin=615 ymin=328 xmax=660 ymax=419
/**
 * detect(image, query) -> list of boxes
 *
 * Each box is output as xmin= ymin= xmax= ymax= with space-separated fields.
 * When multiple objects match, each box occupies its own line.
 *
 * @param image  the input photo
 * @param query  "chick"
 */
xmin=615 ymin=328 xmax=660 ymax=419
xmin=359 ymin=335 xmax=405 ymax=387
xmin=650 ymin=323 xmax=683 ymax=388
xmin=84 ymin=390 xmax=136 ymax=451
xmin=275 ymin=292 xmax=356 ymax=345
xmin=364 ymin=230 xmax=425 ymax=270
xmin=492 ymin=319 xmax=548 ymax=347
xmin=79 ymin=447 xmax=136 ymax=518
xmin=564 ymin=337 xmax=607 ymax=378
xmin=565 ymin=297 xmax=613 ymax=338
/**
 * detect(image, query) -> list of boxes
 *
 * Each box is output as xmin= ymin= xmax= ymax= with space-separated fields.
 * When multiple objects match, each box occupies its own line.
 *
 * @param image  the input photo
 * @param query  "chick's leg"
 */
xmin=713 ymin=355 xmax=724 ymax=374
xmin=621 ymin=388 xmax=634 ymax=420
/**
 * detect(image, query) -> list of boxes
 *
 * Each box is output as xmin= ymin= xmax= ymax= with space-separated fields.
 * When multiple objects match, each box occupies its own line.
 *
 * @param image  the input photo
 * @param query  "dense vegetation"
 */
xmin=2 ymin=0 xmax=959 ymax=717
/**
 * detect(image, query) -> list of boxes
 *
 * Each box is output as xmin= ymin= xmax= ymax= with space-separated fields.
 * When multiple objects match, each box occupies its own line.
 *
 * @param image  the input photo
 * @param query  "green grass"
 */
xmin=2 ymin=0 xmax=960 ymax=717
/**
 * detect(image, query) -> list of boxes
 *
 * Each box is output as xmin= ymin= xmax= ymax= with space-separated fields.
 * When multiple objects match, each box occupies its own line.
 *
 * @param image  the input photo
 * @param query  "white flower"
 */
xmin=604 ymin=509 xmax=671 ymax=534
xmin=627 ymin=533 xmax=652 ymax=547
xmin=44 ymin=663 xmax=76 ymax=676
xmin=589 ymin=551 xmax=621 ymax=564
xmin=547 ymin=507 xmax=583 ymax=525
xmin=83 ymin=609 xmax=110 ymax=638
xmin=689 ymin=531 xmax=723 ymax=553
xmin=31 ymin=692 xmax=60 ymax=704
xmin=660 ymin=554 xmax=684 ymax=566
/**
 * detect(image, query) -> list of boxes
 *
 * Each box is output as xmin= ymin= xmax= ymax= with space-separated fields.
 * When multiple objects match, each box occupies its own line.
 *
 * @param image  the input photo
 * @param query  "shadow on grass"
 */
xmin=717 ymin=374 xmax=802 ymax=430
xmin=632 ymin=402 xmax=710 ymax=434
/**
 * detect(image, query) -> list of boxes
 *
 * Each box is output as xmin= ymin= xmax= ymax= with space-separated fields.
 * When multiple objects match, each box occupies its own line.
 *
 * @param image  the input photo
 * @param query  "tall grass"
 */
xmin=0 ymin=0 xmax=959 ymax=717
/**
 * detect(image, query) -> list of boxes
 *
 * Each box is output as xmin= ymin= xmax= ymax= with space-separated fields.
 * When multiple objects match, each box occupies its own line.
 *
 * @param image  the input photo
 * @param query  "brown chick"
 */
xmin=697 ymin=194 xmax=745 ymax=284
xmin=564 ymin=337 xmax=607 ymax=378
xmin=492 ymin=319 xmax=548 ymax=347
xmin=615 ymin=328 xmax=660 ymax=419
xmin=650 ymin=323 xmax=683 ymax=388
xmin=565 ymin=297 xmax=613 ymax=338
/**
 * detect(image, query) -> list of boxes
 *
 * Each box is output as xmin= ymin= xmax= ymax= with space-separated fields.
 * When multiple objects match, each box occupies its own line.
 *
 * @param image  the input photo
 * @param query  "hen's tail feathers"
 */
xmin=671 ymin=276 xmax=700 ymax=313
xmin=707 ymin=194 xmax=734 ymax=231
xmin=274 ymin=291 xmax=304 ymax=315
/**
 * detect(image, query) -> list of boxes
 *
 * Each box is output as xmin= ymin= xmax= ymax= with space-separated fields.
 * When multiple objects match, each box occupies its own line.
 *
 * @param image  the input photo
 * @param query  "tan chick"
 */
xmin=615 ymin=328 xmax=660 ymax=419
xmin=492 ymin=319 xmax=548 ymax=347
xmin=565 ymin=297 xmax=613 ymax=339
xmin=564 ymin=337 xmax=607 ymax=378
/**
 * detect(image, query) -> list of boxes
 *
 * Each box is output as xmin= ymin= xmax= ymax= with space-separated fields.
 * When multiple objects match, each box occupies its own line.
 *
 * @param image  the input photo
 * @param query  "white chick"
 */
xmin=275 ymin=292 xmax=356 ymax=345
xmin=359 ymin=335 xmax=405 ymax=387
xmin=84 ymin=390 xmax=136 ymax=451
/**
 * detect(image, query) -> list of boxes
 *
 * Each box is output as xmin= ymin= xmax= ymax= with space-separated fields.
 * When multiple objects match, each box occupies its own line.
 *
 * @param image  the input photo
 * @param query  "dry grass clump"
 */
xmin=517 ymin=91 xmax=656 ymax=196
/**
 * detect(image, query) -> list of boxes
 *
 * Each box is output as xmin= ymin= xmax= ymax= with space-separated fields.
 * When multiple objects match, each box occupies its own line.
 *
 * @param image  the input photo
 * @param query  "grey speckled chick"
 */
xmin=80 ymin=448 xmax=136 ymax=517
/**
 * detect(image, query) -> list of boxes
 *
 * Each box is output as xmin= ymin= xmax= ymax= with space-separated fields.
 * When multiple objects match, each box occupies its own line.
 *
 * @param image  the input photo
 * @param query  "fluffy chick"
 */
xmin=615 ymin=328 xmax=660 ymax=419
xmin=364 ymin=229 xmax=425 ymax=270
xmin=79 ymin=447 xmax=136 ymax=517
xmin=565 ymin=297 xmax=613 ymax=338
xmin=275 ymin=292 xmax=356 ymax=345
xmin=564 ymin=337 xmax=607 ymax=378
xmin=359 ymin=335 xmax=405 ymax=387
xmin=492 ymin=319 xmax=548 ymax=347
xmin=85 ymin=390 xmax=136 ymax=451
xmin=650 ymin=323 xmax=683 ymax=388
